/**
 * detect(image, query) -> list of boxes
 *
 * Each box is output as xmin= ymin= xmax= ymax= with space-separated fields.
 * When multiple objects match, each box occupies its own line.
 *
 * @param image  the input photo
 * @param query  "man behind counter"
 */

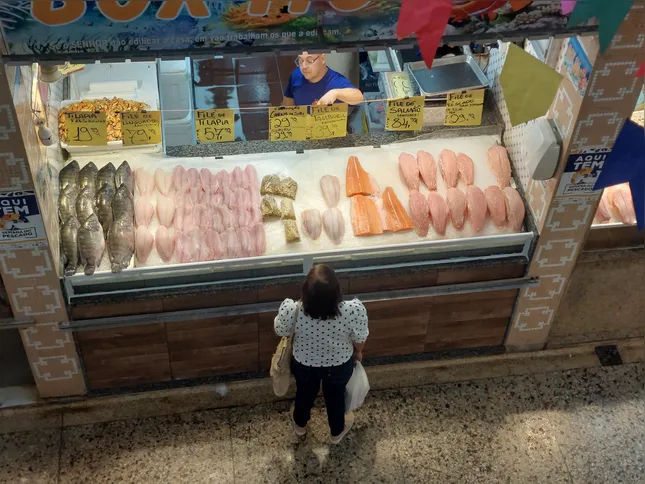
xmin=283 ymin=52 xmax=364 ymax=107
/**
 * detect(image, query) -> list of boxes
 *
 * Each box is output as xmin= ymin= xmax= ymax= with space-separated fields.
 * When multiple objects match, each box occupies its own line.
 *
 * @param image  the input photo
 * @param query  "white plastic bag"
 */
xmin=345 ymin=362 xmax=370 ymax=412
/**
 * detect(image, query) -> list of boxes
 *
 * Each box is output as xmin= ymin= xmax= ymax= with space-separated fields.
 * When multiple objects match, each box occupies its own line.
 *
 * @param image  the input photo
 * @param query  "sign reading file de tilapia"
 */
xmin=0 ymin=191 xmax=47 ymax=249
xmin=556 ymin=150 xmax=609 ymax=197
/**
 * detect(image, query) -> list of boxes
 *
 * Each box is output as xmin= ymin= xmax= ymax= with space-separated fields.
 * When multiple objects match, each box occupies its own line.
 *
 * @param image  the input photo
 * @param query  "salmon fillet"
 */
xmin=446 ymin=187 xmax=467 ymax=230
xmin=381 ymin=187 xmax=414 ymax=232
xmin=417 ymin=150 xmax=437 ymax=190
xmin=488 ymin=145 xmax=511 ymax=188
xmin=346 ymin=156 xmax=377 ymax=197
xmin=503 ymin=187 xmax=526 ymax=231
xmin=457 ymin=153 xmax=475 ymax=185
xmin=427 ymin=192 xmax=449 ymax=236
xmin=351 ymin=194 xmax=383 ymax=236
xmin=409 ymin=189 xmax=430 ymax=236
xmin=484 ymin=185 xmax=507 ymax=228
xmin=466 ymin=186 xmax=487 ymax=233
xmin=611 ymin=184 xmax=636 ymax=225
xmin=439 ymin=149 xmax=459 ymax=188
xmin=399 ymin=152 xmax=420 ymax=191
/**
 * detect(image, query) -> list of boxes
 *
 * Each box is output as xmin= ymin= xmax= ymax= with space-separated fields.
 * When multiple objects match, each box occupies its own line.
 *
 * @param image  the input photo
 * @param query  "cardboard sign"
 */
xmin=309 ymin=104 xmax=348 ymax=140
xmin=269 ymin=106 xmax=309 ymax=141
xmin=385 ymin=96 xmax=424 ymax=131
xmin=64 ymin=111 xmax=107 ymax=146
xmin=556 ymin=150 xmax=609 ymax=197
xmin=0 ymin=191 xmax=47 ymax=249
xmin=121 ymin=111 xmax=162 ymax=146
xmin=195 ymin=109 xmax=235 ymax=143
xmin=444 ymin=90 xmax=485 ymax=126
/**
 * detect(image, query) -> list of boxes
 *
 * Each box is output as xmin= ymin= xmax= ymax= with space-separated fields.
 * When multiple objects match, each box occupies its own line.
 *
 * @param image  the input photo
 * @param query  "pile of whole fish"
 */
xmin=58 ymin=160 xmax=135 ymax=275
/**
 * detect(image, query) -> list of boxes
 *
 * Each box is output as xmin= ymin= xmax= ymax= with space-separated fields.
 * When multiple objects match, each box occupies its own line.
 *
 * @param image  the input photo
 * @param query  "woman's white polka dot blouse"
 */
xmin=274 ymin=298 xmax=369 ymax=367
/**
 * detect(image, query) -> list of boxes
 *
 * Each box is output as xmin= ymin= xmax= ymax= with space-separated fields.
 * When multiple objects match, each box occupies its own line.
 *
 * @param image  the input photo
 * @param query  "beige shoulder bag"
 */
xmin=270 ymin=302 xmax=300 ymax=397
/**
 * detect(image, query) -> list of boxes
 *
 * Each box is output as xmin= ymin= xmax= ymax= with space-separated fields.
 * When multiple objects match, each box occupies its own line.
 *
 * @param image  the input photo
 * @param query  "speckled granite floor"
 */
xmin=1 ymin=363 xmax=643 ymax=484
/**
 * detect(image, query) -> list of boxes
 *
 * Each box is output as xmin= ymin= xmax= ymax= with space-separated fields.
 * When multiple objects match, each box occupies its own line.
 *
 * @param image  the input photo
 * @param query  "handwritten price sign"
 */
xmin=195 ymin=109 xmax=235 ymax=143
xmin=122 ymin=111 xmax=162 ymax=146
xmin=444 ymin=89 xmax=485 ymax=127
xmin=309 ymin=104 xmax=348 ymax=140
xmin=269 ymin=106 xmax=308 ymax=141
xmin=65 ymin=111 xmax=107 ymax=146
xmin=385 ymin=96 xmax=424 ymax=131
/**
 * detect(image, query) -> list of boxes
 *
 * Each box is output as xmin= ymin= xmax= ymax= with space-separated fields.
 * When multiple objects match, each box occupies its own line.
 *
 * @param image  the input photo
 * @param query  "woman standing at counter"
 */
xmin=274 ymin=264 xmax=369 ymax=444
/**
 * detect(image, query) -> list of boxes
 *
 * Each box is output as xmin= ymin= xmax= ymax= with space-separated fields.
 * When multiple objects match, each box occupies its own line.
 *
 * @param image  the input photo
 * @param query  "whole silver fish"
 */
xmin=115 ymin=161 xmax=134 ymax=195
xmin=112 ymin=184 xmax=134 ymax=220
xmin=108 ymin=216 xmax=135 ymax=273
xmin=95 ymin=184 xmax=114 ymax=236
xmin=96 ymin=162 xmax=116 ymax=191
xmin=75 ymin=186 xmax=96 ymax=222
xmin=60 ymin=216 xmax=80 ymax=276
xmin=59 ymin=160 xmax=80 ymax=191
xmin=79 ymin=162 xmax=98 ymax=193
xmin=58 ymin=184 xmax=78 ymax=222
xmin=78 ymin=213 xmax=105 ymax=276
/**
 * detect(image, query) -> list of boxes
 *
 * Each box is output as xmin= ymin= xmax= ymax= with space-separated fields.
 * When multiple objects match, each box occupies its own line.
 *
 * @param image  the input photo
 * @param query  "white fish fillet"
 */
xmin=466 ymin=185 xmax=487 ymax=232
xmin=155 ymin=226 xmax=176 ymax=263
xmin=157 ymin=195 xmax=175 ymax=228
xmin=135 ymin=226 xmax=154 ymax=264
xmin=446 ymin=187 xmax=467 ymax=230
xmin=154 ymin=169 xmax=172 ymax=196
xmin=302 ymin=209 xmax=322 ymax=240
xmin=427 ymin=192 xmax=448 ymax=236
xmin=134 ymin=197 xmax=154 ymax=227
xmin=322 ymin=208 xmax=345 ymax=245
xmin=398 ymin=152 xmax=420 ymax=191
xmin=503 ymin=187 xmax=525 ymax=231
xmin=135 ymin=168 xmax=155 ymax=197
xmin=417 ymin=150 xmax=437 ymax=191
xmin=457 ymin=153 xmax=475 ymax=186
xmin=439 ymin=149 xmax=459 ymax=188
xmin=320 ymin=175 xmax=341 ymax=208
xmin=488 ymin=145 xmax=511 ymax=188
xmin=409 ymin=189 xmax=430 ymax=237
xmin=484 ymin=185 xmax=507 ymax=228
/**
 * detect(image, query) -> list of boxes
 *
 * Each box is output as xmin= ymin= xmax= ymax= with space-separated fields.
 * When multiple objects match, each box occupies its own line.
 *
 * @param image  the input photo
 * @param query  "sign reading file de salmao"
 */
xmin=0 ymin=191 xmax=47 ymax=249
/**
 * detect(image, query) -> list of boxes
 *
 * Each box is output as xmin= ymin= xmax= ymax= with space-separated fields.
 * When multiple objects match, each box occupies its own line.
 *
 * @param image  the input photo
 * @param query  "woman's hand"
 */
xmin=353 ymin=350 xmax=363 ymax=363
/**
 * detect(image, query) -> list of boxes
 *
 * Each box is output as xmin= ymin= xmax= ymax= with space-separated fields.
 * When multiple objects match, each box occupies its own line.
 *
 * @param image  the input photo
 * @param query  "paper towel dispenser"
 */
xmin=526 ymin=118 xmax=562 ymax=180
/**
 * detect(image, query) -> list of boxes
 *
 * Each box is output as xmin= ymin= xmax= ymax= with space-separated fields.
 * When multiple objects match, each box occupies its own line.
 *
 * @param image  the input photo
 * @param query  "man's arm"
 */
xmin=282 ymin=96 xmax=295 ymax=106
xmin=318 ymin=88 xmax=364 ymax=106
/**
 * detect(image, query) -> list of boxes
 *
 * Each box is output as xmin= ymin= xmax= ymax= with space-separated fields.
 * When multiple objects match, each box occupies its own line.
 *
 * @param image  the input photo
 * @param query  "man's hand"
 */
xmin=317 ymin=89 xmax=339 ymax=106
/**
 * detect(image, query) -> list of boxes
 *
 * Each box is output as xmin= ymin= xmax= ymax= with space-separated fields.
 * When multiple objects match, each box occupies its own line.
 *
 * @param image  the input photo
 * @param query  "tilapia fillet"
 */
xmin=351 ymin=195 xmax=383 ymax=236
xmin=439 ymin=149 xmax=459 ymax=188
xmin=398 ymin=152 xmax=420 ymax=191
xmin=484 ymin=185 xmax=507 ymax=228
xmin=488 ymin=145 xmax=511 ymax=188
xmin=409 ymin=190 xmax=430 ymax=237
xmin=322 ymin=208 xmax=345 ymax=245
xmin=346 ymin=156 xmax=377 ymax=197
xmin=427 ymin=192 xmax=448 ymax=236
xmin=466 ymin=185 xmax=487 ymax=233
xmin=417 ymin=150 xmax=437 ymax=191
xmin=446 ymin=187 xmax=467 ymax=230
xmin=457 ymin=153 xmax=475 ymax=185
xmin=503 ymin=187 xmax=525 ymax=231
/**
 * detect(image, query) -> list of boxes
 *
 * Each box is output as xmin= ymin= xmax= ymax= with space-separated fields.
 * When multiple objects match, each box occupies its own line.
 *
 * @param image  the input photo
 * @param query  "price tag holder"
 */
xmin=388 ymin=72 xmax=414 ymax=99
xmin=268 ymin=106 xmax=308 ymax=141
xmin=385 ymin=96 xmax=424 ymax=131
xmin=64 ymin=111 xmax=107 ymax=146
xmin=309 ymin=104 xmax=348 ymax=140
xmin=195 ymin=109 xmax=235 ymax=143
xmin=444 ymin=89 xmax=485 ymax=126
xmin=121 ymin=111 xmax=162 ymax=146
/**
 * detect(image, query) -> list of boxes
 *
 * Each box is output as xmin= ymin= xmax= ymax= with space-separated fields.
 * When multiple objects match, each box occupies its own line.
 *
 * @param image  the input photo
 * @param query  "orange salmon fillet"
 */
xmin=346 ymin=156 xmax=377 ymax=197
xmin=381 ymin=187 xmax=414 ymax=232
xmin=351 ymin=194 xmax=383 ymax=236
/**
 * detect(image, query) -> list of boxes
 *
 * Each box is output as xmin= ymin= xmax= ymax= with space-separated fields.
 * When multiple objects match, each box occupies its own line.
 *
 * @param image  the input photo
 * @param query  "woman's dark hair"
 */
xmin=301 ymin=264 xmax=342 ymax=320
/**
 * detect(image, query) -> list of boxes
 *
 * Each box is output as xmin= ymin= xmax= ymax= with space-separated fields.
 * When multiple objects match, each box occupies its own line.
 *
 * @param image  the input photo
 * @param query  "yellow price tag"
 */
xmin=195 ymin=109 xmax=235 ymax=143
xmin=121 ymin=111 xmax=162 ymax=146
xmin=268 ymin=106 xmax=308 ymax=141
xmin=309 ymin=104 xmax=348 ymax=140
xmin=64 ymin=111 xmax=107 ymax=146
xmin=385 ymin=96 xmax=424 ymax=131
xmin=59 ymin=63 xmax=84 ymax=76
xmin=445 ymin=90 xmax=485 ymax=126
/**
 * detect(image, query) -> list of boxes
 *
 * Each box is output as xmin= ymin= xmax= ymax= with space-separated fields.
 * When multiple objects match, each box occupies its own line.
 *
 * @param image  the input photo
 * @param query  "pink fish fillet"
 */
xmin=417 ymin=150 xmax=437 ymax=191
xmin=237 ymin=228 xmax=253 ymax=257
xmin=218 ymin=206 xmax=233 ymax=231
xmin=155 ymin=226 xmax=176 ymax=263
xmin=193 ymin=203 xmax=209 ymax=229
xmin=466 ymin=186 xmax=487 ymax=233
xmin=224 ymin=228 xmax=241 ymax=258
xmin=173 ymin=204 xmax=192 ymax=232
xmin=320 ymin=175 xmax=341 ymax=208
xmin=457 ymin=153 xmax=475 ymax=186
xmin=135 ymin=226 xmax=154 ymax=264
xmin=595 ymin=189 xmax=612 ymax=223
xmin=322 ymin=208 xmax=345 ymax=245
xmin=439 ymin=149 xmax=459 ymax=188
xmin=206 ymin=229 xmax=224 ymax=259
xmin=484 ymin=186 xmax=507 ymax=228
xmin=135 ymin=197 xmax=154 ymax=227
xmin=245 ymin=164 xmax=259 ymax=189
xmin=232 ymin=166 xmax=245 ymax=188
xmin=190 ymin=228 xmax=213 ymax=262
xmin=611 ymin=184 xmax=637 ymax=225
xmin=135 ymin=168 xmax=155 ymax=197
xmin=174 ymin=231 xmax=197 ymax=263
xmin=398 ymin=152 xmax=420 ymax=191
xmin=215 ymin=170 xmax=229 ymax=193
xmin=251 ymin=224 xmax=266 ymax=256
xmin=154 ymin=169 xmax=172 ymax=196
xmin=302 ymin=209 xmax=322 ymax=240
xmin=427 ymin=192 xmax=448 ymax=236
xmin=503 ymin=187 xmax=526 ymax=231
xmin=185 ymin=168 xmax=200 ymax=188
xmin=223 ymin=186 xmax=234 ymax=209
xmin=200 ymin=168 xmax=212 ymax=191
xmin=172 ymin=166 xmax=186 ymax=191
xmin=409 ymin=189 xmax=430 ymax=237
xmin=446 ymin=187 xmax=467 ymax=230
xmin=156 ymin=195 xmax=175 ymax=228
xmin=488 ymin=145 xmax=511 ymax=188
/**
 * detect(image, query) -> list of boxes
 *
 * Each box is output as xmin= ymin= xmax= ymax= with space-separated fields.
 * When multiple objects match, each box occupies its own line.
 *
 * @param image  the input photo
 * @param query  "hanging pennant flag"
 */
xmin=499 ymin=43 xmax=563 ymax=127
xmin=567 ymin=0 xmax=634 ymax=53
xmin=593 ymin=119 xmax=645 ymax=229
xmin=561 ymin=1 xmax=577 ymax=15
xmin=397 ymin=0 xmax=453 ymax=68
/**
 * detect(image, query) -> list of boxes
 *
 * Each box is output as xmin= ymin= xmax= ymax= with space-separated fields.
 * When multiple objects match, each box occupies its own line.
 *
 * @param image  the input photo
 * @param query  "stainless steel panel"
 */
xmin=406 ymin=55 xmax=489 ymax=97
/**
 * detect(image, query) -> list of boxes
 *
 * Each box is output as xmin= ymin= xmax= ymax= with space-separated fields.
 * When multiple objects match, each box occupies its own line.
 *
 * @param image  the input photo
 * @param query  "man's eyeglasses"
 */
xmin=295 ymin=55 xmax=321 ymax=67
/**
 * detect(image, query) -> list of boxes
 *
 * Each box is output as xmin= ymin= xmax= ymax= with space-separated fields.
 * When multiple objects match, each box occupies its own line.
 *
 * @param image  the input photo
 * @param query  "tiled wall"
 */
xmin=0 ymin=66 xmax=85 ymax=397
xmin=505 ymin=3 xmax=645 ymax=349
